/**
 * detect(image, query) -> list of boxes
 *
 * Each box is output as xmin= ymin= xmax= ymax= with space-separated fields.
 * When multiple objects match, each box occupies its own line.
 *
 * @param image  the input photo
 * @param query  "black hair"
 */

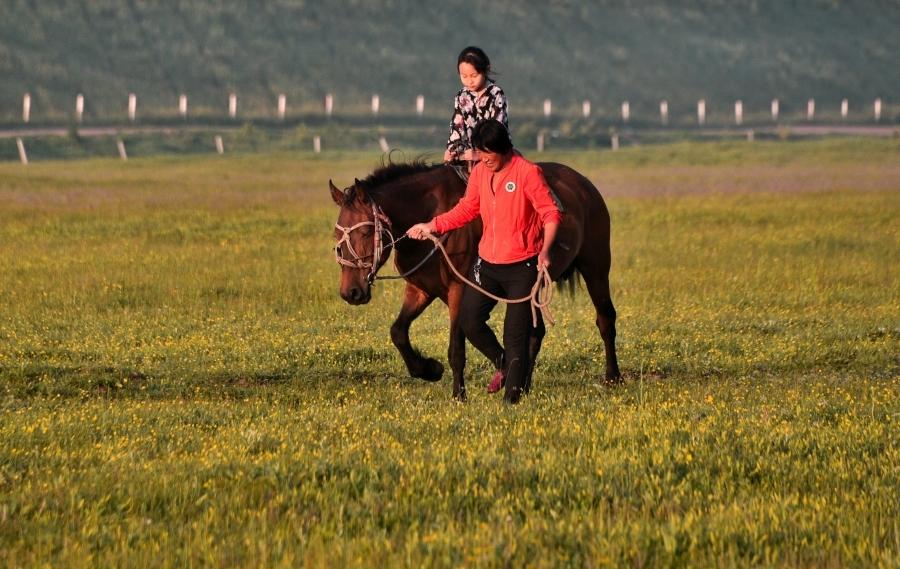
xmin=471 ymin=119 xmax=513 ymax=154
xmin=457 ymin=46 xmax=492 ymax=78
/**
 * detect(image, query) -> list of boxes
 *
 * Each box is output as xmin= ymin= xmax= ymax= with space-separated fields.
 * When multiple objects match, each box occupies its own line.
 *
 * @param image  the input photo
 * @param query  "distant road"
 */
xmin=768 ymin=125 xmax=898 ymax=136
xmin=1 ymin=124 xmax=896 ymax=140
xmin=632 ymin=125 xmax=899 ymax=137
xmin=0 ymin=125 xmax=240 ymax=139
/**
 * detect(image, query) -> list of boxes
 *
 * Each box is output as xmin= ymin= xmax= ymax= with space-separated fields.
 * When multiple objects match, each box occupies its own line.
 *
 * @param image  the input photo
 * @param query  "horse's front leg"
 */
xmin=447 ymin=281 xmax=467 ymax=401
xmin=390 ymin=282 xmax=443 ymax=381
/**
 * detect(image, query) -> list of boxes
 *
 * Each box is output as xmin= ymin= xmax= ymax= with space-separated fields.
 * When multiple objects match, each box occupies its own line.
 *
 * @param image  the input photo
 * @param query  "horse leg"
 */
xmin=447 ymin=282 xmax=467 ymax=401
xmin=390 ymin=282 xmax=443 ymax=381
xmin=577 ymin=261 xmax=622 ymax=383
xmin=524 ymin=317 xmax=546 ymax=394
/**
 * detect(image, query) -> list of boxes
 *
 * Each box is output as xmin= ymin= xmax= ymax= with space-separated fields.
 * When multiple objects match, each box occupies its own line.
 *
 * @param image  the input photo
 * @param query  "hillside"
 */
xmin=1 ymin=0 xmax=898 ymax=123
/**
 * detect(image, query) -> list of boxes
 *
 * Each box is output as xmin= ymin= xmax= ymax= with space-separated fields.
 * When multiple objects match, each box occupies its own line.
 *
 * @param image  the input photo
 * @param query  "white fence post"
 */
xmin=128 ymin=93 xmax=137 ymax=121
xmin=416 ymin=95 xmax=425 ymax=116
xmin=582 ymin=100 xmax=591 ymax=118
xmin=807 ymin=98 xmax=815 ymax=121
xmin=543 ymin=99 xmax=552 ymax=118
xmin=378 ymin=136 xmax=390 ymax=152
xmin=536 ymin=132 xmax=544 ymax=152
xmin=660 ymin=100 xmax=669 ymax=125
xmin=734 ymin=100 xmax=743 ymax=125
xmin=75 ymin=94 xmax=84 ymax=123
xmin=214 ymin=135 xmax=224 ymax=154
xmin=277 ymin=93 xmax=287 ymax=120
xmin=874 ymin=98 xmax=882 ymax=122
xmin=746 ymin=129 xmax=755 ymax=142
xmin=371 ymin=94 xmax=380 ymax=115
xmin=841 ymin=98 xmax=848 ymax=120
xmin=229 ymin=93 xmax=237 ymax=118
xmin=611 ymin=133 xmax=620 ymax=151
xmin=771 ymin=98 xmax=779 ymax=122
xmin=313 ymin=135 xmax=321 ymax=153
xmin=324 ymin=93 xmax=334 ymax=117
xmin=179 ymin=94 xmax=188 ymax=118
xmin=697 ymin=99 xmax=706 ymax=125
xmin=117 ymin=138 xmax=128 ymax=161
xmin=16 ymin=138 xmax=28 ymax=165
xmin=621 ymin=101 xmax=630 ymax=122
xmin=22 ymin=93 xmax=31 ymax=123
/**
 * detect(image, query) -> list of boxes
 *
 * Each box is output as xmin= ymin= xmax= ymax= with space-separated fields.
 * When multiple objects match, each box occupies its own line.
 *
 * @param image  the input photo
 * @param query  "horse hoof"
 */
xmin=453 ymin=388 xmax=467 ymax=402
xmin=601 ymin=373 xmax=624 ymax=386
xmin=503 ymin=387 xmax=523 ymax=405
xmin=417 ymin=358 xmax=444 ymax=382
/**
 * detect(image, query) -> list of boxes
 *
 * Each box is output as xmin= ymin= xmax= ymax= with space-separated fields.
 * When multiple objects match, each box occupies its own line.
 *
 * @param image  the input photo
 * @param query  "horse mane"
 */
xmin=346 ymin=156 xmax=443 ymax=203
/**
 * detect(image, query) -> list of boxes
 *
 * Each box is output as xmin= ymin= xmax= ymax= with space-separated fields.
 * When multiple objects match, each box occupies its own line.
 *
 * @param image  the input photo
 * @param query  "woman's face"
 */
xmin=476 ymin=148 xmax=510 ymax=172
xmin=458 ymin=62 xmax=487 ymax=93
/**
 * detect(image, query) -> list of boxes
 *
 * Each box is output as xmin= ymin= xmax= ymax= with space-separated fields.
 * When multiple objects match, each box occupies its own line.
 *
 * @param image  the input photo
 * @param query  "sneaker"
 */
xmin=487 ymin=369 xmax=505 ymax=394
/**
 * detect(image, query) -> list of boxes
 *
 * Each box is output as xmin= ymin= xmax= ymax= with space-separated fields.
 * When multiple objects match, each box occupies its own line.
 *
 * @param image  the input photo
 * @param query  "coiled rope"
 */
xmin=424 ymin=233 xmax=555 ymax=327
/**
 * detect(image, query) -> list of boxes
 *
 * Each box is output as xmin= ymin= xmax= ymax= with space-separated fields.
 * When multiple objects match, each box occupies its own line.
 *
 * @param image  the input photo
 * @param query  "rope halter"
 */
xmin=334 ymin=201 xmax=396 ymax=285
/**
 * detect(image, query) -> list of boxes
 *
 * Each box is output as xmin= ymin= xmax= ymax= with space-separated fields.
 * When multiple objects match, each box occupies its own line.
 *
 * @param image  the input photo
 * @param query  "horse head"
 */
xmin=330 ymin=179 xmax=394 ymax=305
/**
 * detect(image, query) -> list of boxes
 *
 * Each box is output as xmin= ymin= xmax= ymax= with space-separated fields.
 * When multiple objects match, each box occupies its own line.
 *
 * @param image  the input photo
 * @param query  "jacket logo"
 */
xmin=504 ymin=181 xmax=516 ymax=193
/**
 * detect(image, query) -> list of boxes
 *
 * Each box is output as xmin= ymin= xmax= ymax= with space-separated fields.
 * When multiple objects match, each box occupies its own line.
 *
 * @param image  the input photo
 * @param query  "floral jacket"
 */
xmin=446 ymin=82 xmax=508 ymax=160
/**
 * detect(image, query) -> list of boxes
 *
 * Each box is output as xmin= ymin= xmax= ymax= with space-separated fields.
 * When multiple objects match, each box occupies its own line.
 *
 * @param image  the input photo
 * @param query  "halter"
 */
xmin=334 ymin=201 xmax=398 ymax=285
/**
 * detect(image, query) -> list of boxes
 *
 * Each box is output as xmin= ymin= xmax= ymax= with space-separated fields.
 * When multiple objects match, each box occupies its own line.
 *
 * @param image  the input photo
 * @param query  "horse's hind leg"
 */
xmin=390 ymin=282 xmax=443 ymax=381
xmin=577 ymin=260 xmax=622 ymax=383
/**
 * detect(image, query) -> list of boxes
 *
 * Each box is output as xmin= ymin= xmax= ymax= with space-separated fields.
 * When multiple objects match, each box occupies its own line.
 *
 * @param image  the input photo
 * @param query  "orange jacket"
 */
xmin=434 ymin=153 xmax=562 ymax=264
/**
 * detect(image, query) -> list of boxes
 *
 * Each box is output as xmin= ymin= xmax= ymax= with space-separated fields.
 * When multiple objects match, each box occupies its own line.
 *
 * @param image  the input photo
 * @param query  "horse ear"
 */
xmin=329 ymin=180 xmax=344 ymax=206
xmin=353 ymin=179 xmax=369 ymax=203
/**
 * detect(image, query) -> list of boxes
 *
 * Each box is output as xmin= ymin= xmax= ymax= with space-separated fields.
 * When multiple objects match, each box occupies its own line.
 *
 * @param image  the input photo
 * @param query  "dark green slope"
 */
xmin=1 ymin=0 xmax=897 ymax=121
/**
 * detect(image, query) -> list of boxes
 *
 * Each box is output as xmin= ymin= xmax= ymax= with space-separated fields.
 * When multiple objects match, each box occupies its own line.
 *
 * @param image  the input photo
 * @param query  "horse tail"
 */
xmin=555 ymin=261 xmax=581 ymax=296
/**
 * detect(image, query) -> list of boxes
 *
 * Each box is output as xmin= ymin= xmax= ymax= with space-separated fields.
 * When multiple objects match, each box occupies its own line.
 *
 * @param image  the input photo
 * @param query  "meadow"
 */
xmin=0 ymin=139 xmax=898 ymax=567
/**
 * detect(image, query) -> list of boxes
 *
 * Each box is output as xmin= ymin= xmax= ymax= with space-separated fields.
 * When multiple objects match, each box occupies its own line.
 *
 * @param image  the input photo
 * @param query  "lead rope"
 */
xmin=374 ymin=234 xmax=448 ymax=281
xmin=425 ymin=233 xmax=555 ymax=327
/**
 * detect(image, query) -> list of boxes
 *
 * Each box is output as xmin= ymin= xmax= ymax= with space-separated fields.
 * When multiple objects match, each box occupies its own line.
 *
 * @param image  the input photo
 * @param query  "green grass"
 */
xmin=0 ymin=140 xmax=898 ymax=566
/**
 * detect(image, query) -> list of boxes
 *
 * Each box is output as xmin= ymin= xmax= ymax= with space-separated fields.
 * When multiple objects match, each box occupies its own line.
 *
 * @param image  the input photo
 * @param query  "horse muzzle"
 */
xmin=340 ymin=284 xmax=372 ymax=305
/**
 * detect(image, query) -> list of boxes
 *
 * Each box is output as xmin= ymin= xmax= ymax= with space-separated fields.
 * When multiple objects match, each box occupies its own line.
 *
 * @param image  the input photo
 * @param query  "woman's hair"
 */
xmin=457 ymin=46 xmax=492 ymax=77
xmin=471 ymin=120 xmax=513 ymax=154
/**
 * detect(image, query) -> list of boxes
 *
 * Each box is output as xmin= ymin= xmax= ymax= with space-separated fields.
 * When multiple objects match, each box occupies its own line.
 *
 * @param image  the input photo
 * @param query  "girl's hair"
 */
xmin=457 ymin=46 xmax=492 ymax=78
xmin=471 ymin=120 xmax=513 ymax=154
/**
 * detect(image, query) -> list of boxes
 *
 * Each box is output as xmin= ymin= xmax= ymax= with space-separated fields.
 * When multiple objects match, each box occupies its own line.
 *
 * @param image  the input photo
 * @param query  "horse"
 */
xmin=330 ymin=160 xmax=620 ymax=401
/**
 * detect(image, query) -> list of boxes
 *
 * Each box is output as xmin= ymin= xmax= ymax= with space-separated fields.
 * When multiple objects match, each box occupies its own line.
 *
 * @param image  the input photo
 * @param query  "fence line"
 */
xmin=11 ymin=91 xmax=894 ymax=125
xmin=16 ymin=137 xmax=27 ymax=164
xmin=4 ymin=122 xmax=898 ymax=164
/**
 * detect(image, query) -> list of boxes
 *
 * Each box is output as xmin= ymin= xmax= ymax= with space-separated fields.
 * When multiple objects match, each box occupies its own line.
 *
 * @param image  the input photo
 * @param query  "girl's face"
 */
xmin=458 ymin=62 xmax=487 ymax=93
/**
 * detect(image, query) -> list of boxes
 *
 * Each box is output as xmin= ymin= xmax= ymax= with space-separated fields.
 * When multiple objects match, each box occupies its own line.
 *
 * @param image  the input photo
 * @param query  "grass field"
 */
xmin=0 ymin=139 xmax=898 ymax=566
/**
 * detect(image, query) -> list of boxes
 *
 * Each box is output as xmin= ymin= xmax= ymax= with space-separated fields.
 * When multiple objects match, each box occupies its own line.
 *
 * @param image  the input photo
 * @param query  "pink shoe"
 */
xmin=487 ymin=369 xmax=506 ymax=394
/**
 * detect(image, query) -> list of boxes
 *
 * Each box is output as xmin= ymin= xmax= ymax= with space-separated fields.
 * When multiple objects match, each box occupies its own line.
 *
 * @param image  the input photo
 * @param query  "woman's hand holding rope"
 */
xmin=407 ymin=221 xmax=437 ymax=241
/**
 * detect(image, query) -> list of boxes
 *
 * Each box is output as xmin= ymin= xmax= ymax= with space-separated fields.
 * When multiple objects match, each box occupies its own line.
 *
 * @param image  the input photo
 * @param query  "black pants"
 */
xmin=459 ymin=257 xmax=544 ymax=400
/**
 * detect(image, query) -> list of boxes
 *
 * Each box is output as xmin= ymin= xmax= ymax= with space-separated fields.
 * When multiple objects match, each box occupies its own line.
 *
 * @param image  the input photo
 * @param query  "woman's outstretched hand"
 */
xmin=407 ymin=222 xmax=437 ymax=240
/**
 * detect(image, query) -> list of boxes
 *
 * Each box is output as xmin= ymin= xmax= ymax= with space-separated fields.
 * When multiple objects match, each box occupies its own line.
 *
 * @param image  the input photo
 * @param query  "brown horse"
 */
xmin=330 ymin=161 xmax=619 ymax=400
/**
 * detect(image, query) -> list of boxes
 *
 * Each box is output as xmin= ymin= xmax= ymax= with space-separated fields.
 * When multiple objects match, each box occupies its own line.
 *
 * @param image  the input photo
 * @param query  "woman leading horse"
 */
xmin=330 ymin=127 xmax=620 ymax=402
xmin=407 ymin=120 xmax=560 ymax=404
